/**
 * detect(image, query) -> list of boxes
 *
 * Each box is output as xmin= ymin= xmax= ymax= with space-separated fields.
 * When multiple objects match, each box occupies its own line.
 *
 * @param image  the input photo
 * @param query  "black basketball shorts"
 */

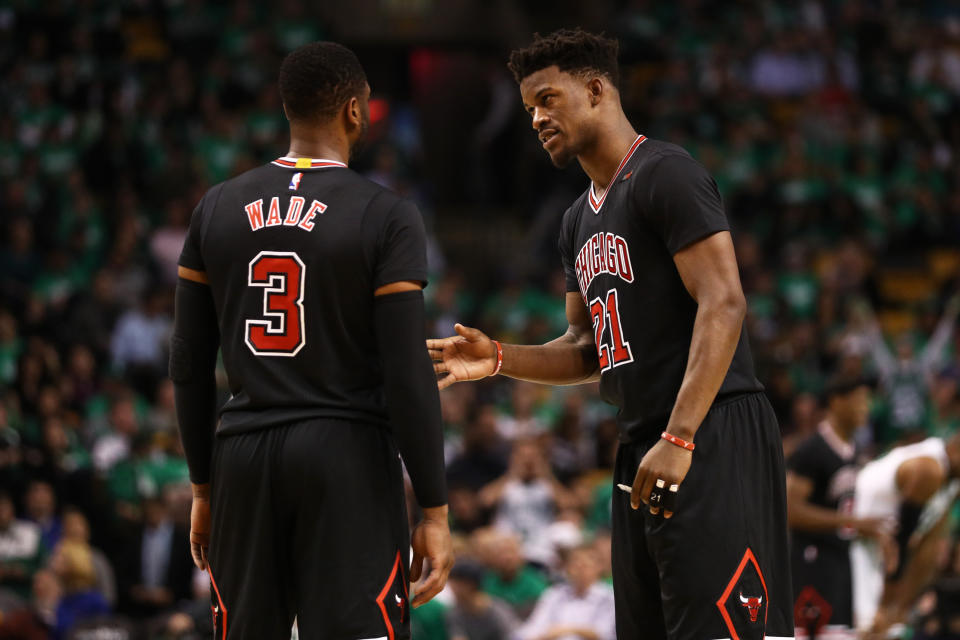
xmin=206 ymin=418 xmax=411 ymax=640
xmin=792 ymin=541 xmax=853 ymax=638
xmin=612 ymin=392 xmax=794 ymax=640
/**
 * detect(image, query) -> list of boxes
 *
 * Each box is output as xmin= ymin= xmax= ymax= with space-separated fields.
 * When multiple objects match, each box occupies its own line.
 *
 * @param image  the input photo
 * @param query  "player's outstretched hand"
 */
xmin=409 ymin=507 xmax=453 ymax=608
xmin=631 ymin=438 xmax=693 ymax=518
xmin=427 ymin=324 xmax=498 ymax=390
xmin=190 ymin=484 xmax=211 ymax=570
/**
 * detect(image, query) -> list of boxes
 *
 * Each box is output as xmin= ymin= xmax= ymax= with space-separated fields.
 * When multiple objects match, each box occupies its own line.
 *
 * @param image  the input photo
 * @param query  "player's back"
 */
xmin=854 ymin=437 xmax=947 ymax=519
xmin=179 ymin=157 xmax=427 ymax=434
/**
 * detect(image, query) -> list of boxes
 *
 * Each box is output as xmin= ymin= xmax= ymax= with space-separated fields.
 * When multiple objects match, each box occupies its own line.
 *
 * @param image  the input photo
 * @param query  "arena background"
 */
xmin=2 ymin=1 xmax=960 ymax=638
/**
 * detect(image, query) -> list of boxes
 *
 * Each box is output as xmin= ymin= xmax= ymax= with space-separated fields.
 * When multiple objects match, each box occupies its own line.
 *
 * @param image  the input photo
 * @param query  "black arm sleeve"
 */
xmin=170 ymin=278 xmax=220 ymax=484
xmin=892 ymin=501 xmax=924 ymax=579
xmin=373 ymin=289 xmax=447 ymax=508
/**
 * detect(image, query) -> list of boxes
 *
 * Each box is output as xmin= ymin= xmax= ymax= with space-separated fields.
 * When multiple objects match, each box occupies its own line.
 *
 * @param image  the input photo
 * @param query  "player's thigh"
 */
xmin=278 ymin=419 xmax=410 ymax=640
xmin=646 ymin=393 xmax=793 ymax=640
xmin=208 ymin=430 xmax=296 ymax=640
xmin=612 ymin=440 xmax=668 ymax=640
xmin=793 ymin=542 xmax=854 ymax=631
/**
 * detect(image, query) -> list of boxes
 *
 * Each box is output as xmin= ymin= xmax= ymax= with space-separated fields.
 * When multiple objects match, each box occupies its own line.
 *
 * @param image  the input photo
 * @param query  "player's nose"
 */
xmin=532 ymin=108 xmax=549 ymax=131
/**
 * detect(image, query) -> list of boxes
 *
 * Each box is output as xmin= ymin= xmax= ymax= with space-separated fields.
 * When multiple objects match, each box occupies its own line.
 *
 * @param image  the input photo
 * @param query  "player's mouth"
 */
xmin=539 ymin=129 xmax=560 ymax=149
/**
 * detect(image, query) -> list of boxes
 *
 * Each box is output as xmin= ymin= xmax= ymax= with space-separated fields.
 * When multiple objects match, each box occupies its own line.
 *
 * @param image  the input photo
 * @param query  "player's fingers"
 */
xmin=648 ymin=478 xmax=665 ymax=516
xmin=437 ymin=374 xmax=458 ymax=390
xmin=411 ymin=567 xmax=445 ymax=608
xmin=426 ymin=337 xmax=455 ymax=350
xmin=433 ymin=361 xmax=449 ymax=374
xmin=453 ymin=323 xmax=484 ymax=341
xmin=410 ymin=551 xmax=424 ymax=583
xmin=663 ymin=483 xmax=680 ymax=519
xmin=191 ymin=543 xmax=206 ymax=570
xmin=630 ymin=467 xmax=646 ymax=510
xmin=664 ymin=483 xmax=680 ymax=518
xmin=638 ymin=473 xmax=656 ymax=508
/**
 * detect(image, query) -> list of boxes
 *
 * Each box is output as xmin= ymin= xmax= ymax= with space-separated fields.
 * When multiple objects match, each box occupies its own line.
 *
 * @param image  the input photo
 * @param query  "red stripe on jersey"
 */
xmin=271 ymin=157 xmax=348 ymax=169
xmin=588 ymin=135 xmax=646 ymax=214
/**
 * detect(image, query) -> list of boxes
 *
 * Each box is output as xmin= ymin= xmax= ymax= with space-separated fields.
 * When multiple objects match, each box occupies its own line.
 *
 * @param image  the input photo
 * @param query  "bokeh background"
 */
xmin=3 ymin=1 xmax=960 ymax=638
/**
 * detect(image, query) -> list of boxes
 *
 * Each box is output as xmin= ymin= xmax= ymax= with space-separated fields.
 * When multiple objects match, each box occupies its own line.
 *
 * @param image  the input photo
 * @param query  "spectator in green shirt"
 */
xmin=476 ymin=528 xmax=548 ymax=618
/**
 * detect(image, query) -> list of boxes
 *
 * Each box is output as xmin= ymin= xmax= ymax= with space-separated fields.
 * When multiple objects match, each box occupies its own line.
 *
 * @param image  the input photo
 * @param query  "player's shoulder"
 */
xmin=632 ymin=138 xmax=700 ymax=176
xmin=789 ymin=431 xmax=830 ymax=465
xmin=559 ymin=189 xmax=591 ymax=238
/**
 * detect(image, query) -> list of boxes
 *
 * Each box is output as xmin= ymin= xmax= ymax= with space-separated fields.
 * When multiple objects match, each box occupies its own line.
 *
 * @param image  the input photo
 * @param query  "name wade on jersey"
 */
xmin=574 ymin=231 xmax=634 ymax=299
xmin=244 ymin=196 xmax=327 ymax=232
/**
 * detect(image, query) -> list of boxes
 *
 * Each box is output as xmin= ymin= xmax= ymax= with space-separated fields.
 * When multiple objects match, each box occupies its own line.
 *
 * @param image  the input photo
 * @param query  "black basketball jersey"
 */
xmin=787 ymin=422 xmax=860 ymax=551
xmin=557 ymin=136 xmax=763 ymax=442
xmin=178 ymin=156 xmax=428 ymax=435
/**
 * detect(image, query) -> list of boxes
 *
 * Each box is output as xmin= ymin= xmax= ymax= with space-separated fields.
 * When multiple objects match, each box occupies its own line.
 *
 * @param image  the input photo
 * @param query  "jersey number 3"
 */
xmin=245 ymin=251 xmax=306 ymax=357
xmin=589 ymin=288 xmax=633 ymax=372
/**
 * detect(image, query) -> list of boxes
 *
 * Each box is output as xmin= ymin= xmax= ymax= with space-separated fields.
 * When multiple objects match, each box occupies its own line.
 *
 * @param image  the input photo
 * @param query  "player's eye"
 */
xmin=543 ymin=95 xmax=555 ymax=106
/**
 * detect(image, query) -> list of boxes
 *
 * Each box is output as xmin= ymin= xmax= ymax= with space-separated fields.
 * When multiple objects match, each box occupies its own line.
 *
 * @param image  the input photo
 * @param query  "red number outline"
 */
xmin=589 ymin=297 xmax=611 ymax=370
xmin=244 ymin=251 xmax=306 ymax=357
xmin=605 ymin=289 xmax=633 ymax=367
xmin=589 ymin=288 xmax=633 ymax=372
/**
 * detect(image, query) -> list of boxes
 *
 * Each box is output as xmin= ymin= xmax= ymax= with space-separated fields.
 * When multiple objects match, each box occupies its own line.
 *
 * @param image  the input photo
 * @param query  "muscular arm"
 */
xmin=428 ymin=292 xmax=599 ymax=389
xmin=871 ymin=457 xmax=947 ymax=631
xmin=502 ymin=292 xmax=599 ymax=384
xmin=786 ymin=472 xmax=851 ymax=532
xmin=663 ymin=231 xmax=746 ymax=441
xmin=628 ymin=231 xmax=746 ymax=513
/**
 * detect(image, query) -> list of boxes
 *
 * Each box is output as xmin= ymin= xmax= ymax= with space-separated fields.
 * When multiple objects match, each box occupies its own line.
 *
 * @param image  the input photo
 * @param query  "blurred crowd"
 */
xmin=2 ymin=0 xmax=960 ymax=638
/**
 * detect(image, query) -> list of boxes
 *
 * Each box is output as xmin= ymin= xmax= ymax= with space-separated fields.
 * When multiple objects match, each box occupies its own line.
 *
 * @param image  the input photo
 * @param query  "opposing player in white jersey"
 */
xmin=851 ymin=435 xmax=960 ymax=637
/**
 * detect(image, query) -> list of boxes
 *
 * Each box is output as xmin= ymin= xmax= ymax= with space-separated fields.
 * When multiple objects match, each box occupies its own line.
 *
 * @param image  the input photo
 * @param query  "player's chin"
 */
xmin=547 ymin=147 xmax=575 ymax=168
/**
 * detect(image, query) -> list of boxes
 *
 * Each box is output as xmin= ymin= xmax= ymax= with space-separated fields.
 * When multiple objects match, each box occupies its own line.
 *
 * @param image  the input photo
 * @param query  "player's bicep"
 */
xmin=564 ymin=291 xmax=595 ymax=345
xmin=785 ymin=471 xmax=815 ymax=504
xmin=672 ymin=231 xmax=745 ymax=308
xmin=896 ymin=457 xmax=945 ymax=504
xmin=374 ymin=280 xmax=423 ymax=296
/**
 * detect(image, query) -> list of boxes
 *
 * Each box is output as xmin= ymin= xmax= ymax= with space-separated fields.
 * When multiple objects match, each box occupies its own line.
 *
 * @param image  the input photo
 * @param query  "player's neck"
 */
xmin=823 ymin=414 xmax=855 ymax=443
xmin=578 ymin=120 xmax=639 ymax=194
xmin=286 ymin=126 xmax=350 ymax=164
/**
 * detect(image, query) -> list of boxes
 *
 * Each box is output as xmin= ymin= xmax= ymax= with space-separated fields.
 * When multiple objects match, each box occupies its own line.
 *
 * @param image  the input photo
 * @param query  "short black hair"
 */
xmin=508 ymin=29 xmax=620 ymax=88
xmin=824 ymin=373 xmax=876 ymax=399
xmin=278 ymin=41 xmax=368 ymax=122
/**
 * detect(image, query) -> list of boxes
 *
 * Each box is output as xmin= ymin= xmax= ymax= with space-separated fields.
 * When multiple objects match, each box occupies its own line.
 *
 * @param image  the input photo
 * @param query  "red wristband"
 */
xmin=661 ymin=431 xmax=695 ymax=451
xmin=491 ymin=340 xmax=503 ymax=376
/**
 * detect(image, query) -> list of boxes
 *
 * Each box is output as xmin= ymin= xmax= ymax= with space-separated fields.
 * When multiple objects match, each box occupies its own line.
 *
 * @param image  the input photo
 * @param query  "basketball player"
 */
xmin=787 ymin=376 xmax=888 ymax=639
xmin=851 ymin=433 xmax=960 ymax=637
xmin=429 ymin=29 xmax=792 ymax=640
xmin=171 ymin=42 xmax=452 ymax=640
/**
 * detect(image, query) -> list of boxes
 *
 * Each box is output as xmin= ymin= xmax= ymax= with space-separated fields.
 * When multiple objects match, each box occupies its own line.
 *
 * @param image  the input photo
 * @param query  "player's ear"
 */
xmin=587 ymin=77 xmax=604 ymax=106
xmin=345 ymin=96 xmax=362 ymax=130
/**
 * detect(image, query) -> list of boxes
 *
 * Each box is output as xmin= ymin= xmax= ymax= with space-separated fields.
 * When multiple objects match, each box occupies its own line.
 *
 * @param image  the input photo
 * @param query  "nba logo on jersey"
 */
xmin=289 ymin=172 xmax=303 ymax=191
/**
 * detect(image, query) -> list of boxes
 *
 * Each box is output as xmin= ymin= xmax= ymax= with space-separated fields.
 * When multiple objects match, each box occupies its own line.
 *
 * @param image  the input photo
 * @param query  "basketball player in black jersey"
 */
xmin=429 ymin=30 xmax=792 ymax=640
xmin=170 ymin=42 xmax=452 ymax=640
xmin=787 ymin=376 xmax=887 ymax=639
